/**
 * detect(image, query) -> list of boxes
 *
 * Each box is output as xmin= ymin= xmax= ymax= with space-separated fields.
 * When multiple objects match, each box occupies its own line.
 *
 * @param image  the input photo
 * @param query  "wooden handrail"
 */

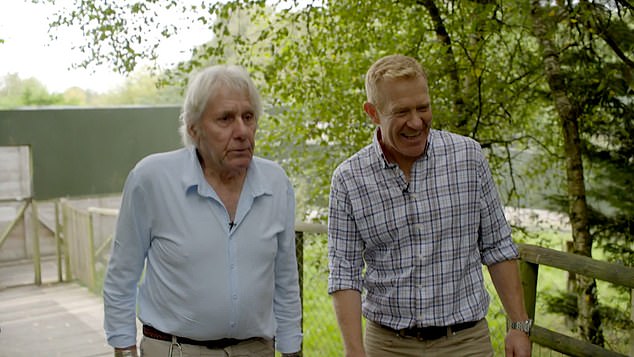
xmin=531 ymin=325 xmax=626 ymax=357
xmin=518 ymin=243 xmax=632 ymax=357
xmin=519 ymin=243 xmax=634 ymax=289
xmin=87 ymin=207 xmax=119 ymax=216
xmin=295 ymin=222 xmax=327 ymax=234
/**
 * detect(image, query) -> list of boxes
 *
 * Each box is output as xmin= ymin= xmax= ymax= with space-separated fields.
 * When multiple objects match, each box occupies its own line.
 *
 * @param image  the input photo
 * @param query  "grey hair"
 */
xmin=179 ymin=64 xmax=262 ymax=146
xmin=365 ymin=54 xmax=428 ymax=110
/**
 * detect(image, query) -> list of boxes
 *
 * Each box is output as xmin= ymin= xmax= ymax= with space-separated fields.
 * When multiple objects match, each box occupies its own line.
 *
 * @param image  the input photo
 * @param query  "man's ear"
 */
xmin=363 ymin=102 xmax=381 ymax=125
xmin=188 ymin=124 xmax=198 ymax=139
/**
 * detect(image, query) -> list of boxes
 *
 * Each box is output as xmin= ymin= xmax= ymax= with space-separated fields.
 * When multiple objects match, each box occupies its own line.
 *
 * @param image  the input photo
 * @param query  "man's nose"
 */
xmin=233 ymin=116 xmax=250 ymax=136
xmin=406 ymin=110 xmax=424 ymax=128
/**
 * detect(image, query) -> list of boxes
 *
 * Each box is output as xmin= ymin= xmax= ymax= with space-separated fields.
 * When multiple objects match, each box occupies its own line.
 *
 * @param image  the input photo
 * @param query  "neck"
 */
xmin=377 ymin=133 xmax=415 ymax=180
xmin=196 ymin=153 xmax=246 ymax=221
xmin=205 ymin=168 xmax=247 ymax=190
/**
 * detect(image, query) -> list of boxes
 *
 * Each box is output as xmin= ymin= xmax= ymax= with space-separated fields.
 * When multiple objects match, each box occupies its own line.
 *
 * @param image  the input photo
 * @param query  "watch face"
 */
xmin=511 ymin=319 xmax=533 ymax=334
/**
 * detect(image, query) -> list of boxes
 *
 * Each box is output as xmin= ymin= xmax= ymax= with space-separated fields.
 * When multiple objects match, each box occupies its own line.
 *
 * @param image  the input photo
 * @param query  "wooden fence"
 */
xmin=519 ymin=244 xmax=634 ymax=357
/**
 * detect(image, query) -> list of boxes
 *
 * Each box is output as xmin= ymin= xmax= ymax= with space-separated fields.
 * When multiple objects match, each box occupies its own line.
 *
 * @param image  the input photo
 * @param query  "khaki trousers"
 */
xmin=139 ymin=336 xmax=274 ymax=357
xmin=365 ymin=319 xmax=494 ymax=357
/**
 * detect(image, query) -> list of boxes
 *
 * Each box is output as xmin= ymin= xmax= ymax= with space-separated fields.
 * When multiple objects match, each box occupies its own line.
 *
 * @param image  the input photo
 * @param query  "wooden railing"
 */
xmin=519 ymin=244 xmax=634 ymax=357
xmin=58 ymin=200 xmax=119 ymax=292
xmin=56 ymin=203 xmax=634 ymax=356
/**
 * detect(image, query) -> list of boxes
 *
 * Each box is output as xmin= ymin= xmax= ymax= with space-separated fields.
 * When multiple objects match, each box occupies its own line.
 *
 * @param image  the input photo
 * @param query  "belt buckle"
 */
xmin=396 ymin=327 xmax=426 ymax=341
xmin=416 ymin=327 xmax=433 ymax=341
xmin=416 ymin=329 xmax=425 ymax=341
xmin=402 ymin=326 xmax=448 ymax=341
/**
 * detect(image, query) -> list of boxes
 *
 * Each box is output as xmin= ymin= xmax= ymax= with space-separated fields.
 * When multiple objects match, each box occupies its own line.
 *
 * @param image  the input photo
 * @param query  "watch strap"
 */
xmin=509 ymin=318 xmax=533 ymax=335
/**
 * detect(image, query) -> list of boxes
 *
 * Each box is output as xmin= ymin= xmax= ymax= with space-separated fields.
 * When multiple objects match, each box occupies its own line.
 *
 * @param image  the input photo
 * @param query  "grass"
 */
xmin=302 ymin=235 xmax=344 ymax=356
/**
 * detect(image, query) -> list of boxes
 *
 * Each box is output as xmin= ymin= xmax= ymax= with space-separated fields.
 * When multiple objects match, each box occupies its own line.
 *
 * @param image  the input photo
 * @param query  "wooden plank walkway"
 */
xmin=0 ymin=259 xmax=112 ymax=357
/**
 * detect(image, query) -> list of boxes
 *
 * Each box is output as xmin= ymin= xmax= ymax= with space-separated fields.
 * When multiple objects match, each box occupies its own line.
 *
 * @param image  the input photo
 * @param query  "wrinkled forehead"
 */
xmin=374 ymin=75 xmax=429 ymax=111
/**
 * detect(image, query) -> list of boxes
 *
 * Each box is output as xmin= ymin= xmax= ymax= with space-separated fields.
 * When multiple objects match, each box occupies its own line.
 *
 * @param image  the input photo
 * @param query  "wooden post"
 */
xmin=31 ymin=200 xmax=42 ymax=285
xmin=519 ymin=260 xmax=539 ymax=320
xmin=87 ymin=210 xmax=97 ymax=292
xmin=295 ymin=231 xmax=304 ymax=303
xmin=54 ymin=200 xmax=63 ymax=282
xmin=295 ymin=230 xmax=304 ymax=355
xmin=26 ymin=145 xmax=41 ymax=285
xmin=61 ymin=199 xmax=73 ymax=281
xmin=518 ymin=258 xmax=538 ymax=355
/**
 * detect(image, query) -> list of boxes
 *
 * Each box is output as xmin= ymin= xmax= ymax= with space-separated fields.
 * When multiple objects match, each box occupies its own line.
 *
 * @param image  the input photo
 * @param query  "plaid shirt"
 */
xmin=327 ymin=129 xmax=518 ymax=329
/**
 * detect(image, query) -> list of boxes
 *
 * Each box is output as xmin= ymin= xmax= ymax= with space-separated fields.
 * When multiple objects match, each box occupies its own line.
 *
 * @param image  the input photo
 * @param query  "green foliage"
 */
xmin=40 ymin=0 xmax=562 ymax=216
xmin=96 ymin=69 xmax=184 ymax=106
xmin=0 ymin=73 xmax=66 ymax=108
xmin=528 ymin=0 xmax=634 ymax=271
xmin=543 ymin=291 xmax=578 ymax=319
xmin=169 ymin=0 xmax=558 ymax=215
xmin=0 ymin=71 xmax=183 ymax=108
xmin=35 ymin=0 xmax=632 ymax=214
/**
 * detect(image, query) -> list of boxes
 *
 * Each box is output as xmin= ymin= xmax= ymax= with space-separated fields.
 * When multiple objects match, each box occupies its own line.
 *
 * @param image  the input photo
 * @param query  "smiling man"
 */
xmin=327 ymin=54 xmax=532 ymax=357
xmin=103 ymin=65 xmax=302 ymax=357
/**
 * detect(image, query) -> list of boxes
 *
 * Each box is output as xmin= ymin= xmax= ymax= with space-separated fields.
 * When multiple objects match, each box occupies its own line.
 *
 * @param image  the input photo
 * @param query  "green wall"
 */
xmin=0 ymin=106 xmax=182 ymax=200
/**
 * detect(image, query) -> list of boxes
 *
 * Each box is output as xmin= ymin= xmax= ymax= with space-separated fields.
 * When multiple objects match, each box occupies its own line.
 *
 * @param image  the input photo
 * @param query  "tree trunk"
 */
xmin=418 ymin=0 xmax=469 ymax=133
xmin=530 ymin=1 xmax=604 ymax=346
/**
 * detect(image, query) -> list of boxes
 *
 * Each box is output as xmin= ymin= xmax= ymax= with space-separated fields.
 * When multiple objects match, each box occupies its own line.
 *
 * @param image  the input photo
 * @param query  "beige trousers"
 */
xmin=365 ymin=319 xmax=494 ymax=357
xmin=139 ymin=336 xmax=274 ymax=357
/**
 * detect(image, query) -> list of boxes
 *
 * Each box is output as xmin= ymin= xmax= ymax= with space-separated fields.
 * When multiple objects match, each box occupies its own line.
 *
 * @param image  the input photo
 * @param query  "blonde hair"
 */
xmin=365 ymin=54 xmax=428 ymax=109
xmin=179 ymin=65 xmax=262 ymax=146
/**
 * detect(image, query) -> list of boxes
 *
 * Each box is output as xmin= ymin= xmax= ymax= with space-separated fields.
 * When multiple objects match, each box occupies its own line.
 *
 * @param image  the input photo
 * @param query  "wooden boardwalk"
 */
xmin=0 ymin=258 xmax=112 ymax=357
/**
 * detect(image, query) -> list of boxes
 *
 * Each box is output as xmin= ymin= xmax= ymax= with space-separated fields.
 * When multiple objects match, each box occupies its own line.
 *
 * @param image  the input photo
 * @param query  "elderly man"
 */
xmin=103 ymin=64 xmax=302 ymax=357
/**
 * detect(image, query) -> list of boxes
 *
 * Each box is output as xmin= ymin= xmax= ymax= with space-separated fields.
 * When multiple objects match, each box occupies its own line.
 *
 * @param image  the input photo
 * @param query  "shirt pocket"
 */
xmin=353 ymin=186 xmax=408 ymax=252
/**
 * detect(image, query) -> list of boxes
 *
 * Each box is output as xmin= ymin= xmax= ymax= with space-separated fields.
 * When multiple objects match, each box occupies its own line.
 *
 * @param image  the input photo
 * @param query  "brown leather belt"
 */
xmin=379 ymin=319 xmax=480 ymax=341
xmin=142 ymin=325 xmax=254 ymax=349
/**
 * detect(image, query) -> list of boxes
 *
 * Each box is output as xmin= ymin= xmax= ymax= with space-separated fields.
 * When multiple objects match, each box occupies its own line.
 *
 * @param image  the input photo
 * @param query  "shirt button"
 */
xmin=232 ymin=294 xmax=238 ymax=300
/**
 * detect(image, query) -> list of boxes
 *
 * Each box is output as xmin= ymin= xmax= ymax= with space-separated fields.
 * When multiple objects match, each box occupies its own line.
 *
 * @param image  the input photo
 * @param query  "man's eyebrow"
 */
xmin=214 ymin=110 xmax=234 ymax=117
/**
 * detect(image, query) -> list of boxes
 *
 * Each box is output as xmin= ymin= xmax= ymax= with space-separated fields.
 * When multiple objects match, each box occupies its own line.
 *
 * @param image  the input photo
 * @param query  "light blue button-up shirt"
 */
xmin=103 ymin=146 xmax=302 ymax=353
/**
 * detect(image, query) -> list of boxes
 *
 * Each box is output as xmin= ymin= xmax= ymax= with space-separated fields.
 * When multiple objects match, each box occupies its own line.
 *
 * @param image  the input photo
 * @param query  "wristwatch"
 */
xmin=509 ymin=319 xmax=533 ymax=335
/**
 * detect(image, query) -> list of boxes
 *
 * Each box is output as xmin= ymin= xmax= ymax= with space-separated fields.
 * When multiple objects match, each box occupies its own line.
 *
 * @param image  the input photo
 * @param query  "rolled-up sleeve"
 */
xmin=477 ymin=151 xmax=519 ymax=266
xmin=327 ymin=169 xmax=364 ymax=294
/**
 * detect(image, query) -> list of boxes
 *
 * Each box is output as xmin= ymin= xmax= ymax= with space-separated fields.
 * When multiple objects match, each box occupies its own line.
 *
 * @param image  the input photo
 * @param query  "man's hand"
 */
xmin=114 ymin=346 xmax=138 ymax=357
xmin=504 ymin=329 xmax=531 ymax=357
xmin=281 ymin=352 xmax=302 ymax=357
